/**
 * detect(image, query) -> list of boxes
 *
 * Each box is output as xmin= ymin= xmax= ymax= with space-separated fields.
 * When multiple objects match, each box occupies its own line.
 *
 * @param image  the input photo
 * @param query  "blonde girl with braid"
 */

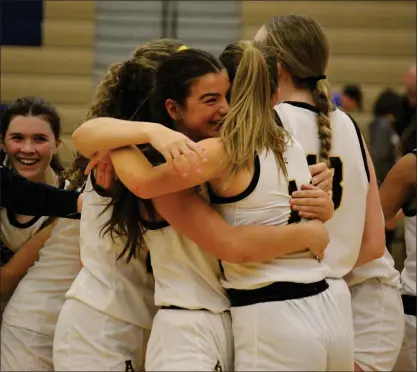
xmin=256 ymin=15 xmax=403 ymax=371
xmin=79 ymin=41 xmax=355 ymax=370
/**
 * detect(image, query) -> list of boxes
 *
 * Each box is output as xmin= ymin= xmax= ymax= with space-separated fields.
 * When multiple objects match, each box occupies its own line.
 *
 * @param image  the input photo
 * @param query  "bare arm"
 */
xmin=72 ymin=118 xmax=159 ymax=159
xmin=153 ymin=189 xmax=328 ymax=264
xmin=0 ymin=222 xmax=55 ymax=294
xmin=72 ymin=117 xmax=205 ymax=167
xmin=380 ymin=152 xmax=416 ymax=221
xmin=110 ymin=140 xmax=227 ymax=199
xmin=354 ymin=141 xmax=386 ymax=267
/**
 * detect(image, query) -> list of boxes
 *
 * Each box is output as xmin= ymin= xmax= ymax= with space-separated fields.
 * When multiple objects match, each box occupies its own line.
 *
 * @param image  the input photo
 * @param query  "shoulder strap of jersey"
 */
xmin=347 ymin=113 xmax=370 ymax=183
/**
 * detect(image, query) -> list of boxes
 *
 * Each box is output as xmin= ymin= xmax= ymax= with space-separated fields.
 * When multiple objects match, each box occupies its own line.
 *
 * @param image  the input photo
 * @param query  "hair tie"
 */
xmin=177 ymin=45 xmax=189 ymax=52
xmin=305 ymin=75 xmax=327 ymax=83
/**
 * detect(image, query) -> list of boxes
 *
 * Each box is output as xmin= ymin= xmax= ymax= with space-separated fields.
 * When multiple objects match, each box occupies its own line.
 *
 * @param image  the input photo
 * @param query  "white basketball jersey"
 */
xmin=66 ymin=174 xmax=157 ymax=330
xmin=144 ymin=184 xmax=230 ymax=313
xmin=0 ymin=161 xmax=56 ymax=252
xmin=400 ymin=150 xmax=417 ymax=296
xmin=276 ymin=102 xmax=369 ymax=278
xmin=346 ymin=248 xmax=400 ymax=287
xmin=1 ymin=205 xmax=50 ymax=252
xmin=3 ymin=208 xmax=81 ymax=336
xmin=212 ymin=139 xmax=330 ymax=290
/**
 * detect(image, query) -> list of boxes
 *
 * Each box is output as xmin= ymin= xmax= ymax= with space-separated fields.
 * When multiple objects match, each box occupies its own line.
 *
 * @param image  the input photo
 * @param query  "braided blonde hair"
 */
xmin=262 ymin=15 xmax=332 ymax=166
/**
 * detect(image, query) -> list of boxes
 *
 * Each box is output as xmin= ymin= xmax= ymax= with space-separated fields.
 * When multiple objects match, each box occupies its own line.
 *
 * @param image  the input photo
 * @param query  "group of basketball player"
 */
xmin=0 ymin=14 xmax=416 ymax=372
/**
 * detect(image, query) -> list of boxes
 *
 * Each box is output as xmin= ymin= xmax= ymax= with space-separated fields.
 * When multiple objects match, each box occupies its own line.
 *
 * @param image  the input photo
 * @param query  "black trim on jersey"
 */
xmin=226 ymin=279 xmax=329 ymax=307
xmin=347 ymin=114 xmax=370 ymax=183
xmin=6 ymin=208 xmax=42 ymax=229
xmin=274 ymin=109 xmax=284 ymax=128
xmin=7 ymin=180 xmax=66 ymax=229
xmin=160 ymin=305 xmax=210 ymax=311
xmin=141 ymin=218 xmax=169 ymax=230
xmin=283 ymin=101 xmax=338 ymax=113
xmin=90 ymin=171 xmax=112 ymax=198
xmin=145 ymin=251 xmax=153 ymax=274
xmin=403 ymin=206 xmax=417 ymax=217
xmin=208 ymin=154 xmax=260 ymax=204
xmin=283 ymin=101 xmax=320 ymax=114
xmin=402 ymin=294 xmax=417 ymax=317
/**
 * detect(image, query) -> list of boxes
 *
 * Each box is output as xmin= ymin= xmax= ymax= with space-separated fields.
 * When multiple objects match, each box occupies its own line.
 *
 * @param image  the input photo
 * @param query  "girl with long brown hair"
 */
xmin=73 ymin=42 xmax=337 ymax=369
xmin=76 ymin=42 xmax=352 ymax=370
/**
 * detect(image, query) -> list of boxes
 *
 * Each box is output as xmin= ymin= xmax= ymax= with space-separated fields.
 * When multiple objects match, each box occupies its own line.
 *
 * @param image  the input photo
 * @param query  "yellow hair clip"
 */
xmin=177 ymin=45 xmax=189 ymax=52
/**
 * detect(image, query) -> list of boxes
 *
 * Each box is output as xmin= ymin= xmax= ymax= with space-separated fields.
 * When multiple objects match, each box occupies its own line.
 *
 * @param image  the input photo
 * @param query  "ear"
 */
xmin=277 ymin=62 xmax=282 ymax=76
xmin=254 ymin=26 xmax=267 ymax=42
xmin=277 ymin=63 xmax=291 ymax=84
xmin=54 ymin=138 xmax=62 ymax=154
xmin=165 ymin=99 xmax=180 ymax=121
xmin=271 ymin=87 xmax=280 ymax=107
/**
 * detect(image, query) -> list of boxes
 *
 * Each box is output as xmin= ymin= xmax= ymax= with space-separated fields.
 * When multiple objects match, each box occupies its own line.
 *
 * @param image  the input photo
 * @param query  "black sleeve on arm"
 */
xmin=1 ymin=167 xmax=81 ymax=219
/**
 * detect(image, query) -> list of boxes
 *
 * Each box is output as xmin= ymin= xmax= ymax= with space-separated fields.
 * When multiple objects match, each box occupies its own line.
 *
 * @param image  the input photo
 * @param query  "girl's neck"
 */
xmin=279 ymin=83 xmax=315 ymax=106
xmin=33 ymin=166 xmax=58 ymax=186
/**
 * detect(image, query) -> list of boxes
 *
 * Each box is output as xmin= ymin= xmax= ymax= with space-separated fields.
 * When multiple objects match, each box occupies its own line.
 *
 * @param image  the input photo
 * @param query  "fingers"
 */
xmin=309 ymin=162 xmax=327 ymax=177
xmin=164 ymin=141 xmax=206 ymax=176
xmin=301 ymin=183 xmax=318 ymax=191
xmin=173 ymin=157 xmax=191 ymax=177
xmin=186 ymin=141 xmax=207 ymax=162
xmin=179 ymin=144 xmax=201 ymax=173
xmin=316 ymin=178 xmax=332 ymax=193
xmin=85 ymin=159 xmax=99 ymax=175
xmin=291 ymin=189 xmax=324 ymax=200
xmin=160 ymin=149 xmax=173 ymax=165
xmin=311 ymin=170 xmax=332 ymax=186
xmin=300 ymin=211 xmax=321 ymax=219
xmin=169 ymin=147 xmax=182 ymax=163
xmin=291 ymin=204 xmax=323 ymax=213
xmin=310 ymin=163 xmax=332 ymax=187
xmin=291 ymin=198 xmax=325 ymax=208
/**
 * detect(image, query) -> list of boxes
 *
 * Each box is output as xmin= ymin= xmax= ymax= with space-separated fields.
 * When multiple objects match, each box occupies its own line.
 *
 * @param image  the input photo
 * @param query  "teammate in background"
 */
xmin=381 ymin=149 xmax=417 ymax=372
xmin=72 ymin=41 xmax=334 ymax=371
xmin=1 ymin=165 xmax=82 ymax=217
xmin=255 ymin=14 xmax=394 ymax=371
xmin=0 ymin=97 xmax=81 ymax=371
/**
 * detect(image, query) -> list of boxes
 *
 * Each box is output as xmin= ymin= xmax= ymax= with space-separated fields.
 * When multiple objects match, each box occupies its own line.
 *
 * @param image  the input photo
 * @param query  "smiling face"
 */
xmin=3 ymin=115 xmax=60 ymax=182
xmin=166 ymin=70 xmax=230 ymax=140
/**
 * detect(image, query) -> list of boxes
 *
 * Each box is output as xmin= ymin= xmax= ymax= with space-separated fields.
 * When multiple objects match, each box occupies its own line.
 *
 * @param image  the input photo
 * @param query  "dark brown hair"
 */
xmin=151 ymin=48 xmax=224 ymax=129
xmin=1 ymin=96 xmax=64 ymax=174
xmin=68 ymin=38 xmax=183 ymax=262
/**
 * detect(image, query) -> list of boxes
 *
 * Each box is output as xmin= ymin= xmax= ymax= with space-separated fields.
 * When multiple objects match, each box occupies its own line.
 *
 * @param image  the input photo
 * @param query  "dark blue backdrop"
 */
xmin=1 ymin=0 xmax=43 ymax=46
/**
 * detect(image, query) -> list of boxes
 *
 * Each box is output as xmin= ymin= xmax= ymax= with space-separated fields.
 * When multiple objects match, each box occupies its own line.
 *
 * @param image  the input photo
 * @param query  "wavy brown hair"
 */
xmin=262 ymin=15 xmax=332 ymax=166
xmin=67 ymin=38 xmax=183 ymax=262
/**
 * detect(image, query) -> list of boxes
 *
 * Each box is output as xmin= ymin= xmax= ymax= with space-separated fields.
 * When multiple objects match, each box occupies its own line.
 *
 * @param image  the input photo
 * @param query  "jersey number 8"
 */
xmin=307 ymin=154 xmax=343 ymax=210
xmin=287 ymin=154 xmax=344 ymax=225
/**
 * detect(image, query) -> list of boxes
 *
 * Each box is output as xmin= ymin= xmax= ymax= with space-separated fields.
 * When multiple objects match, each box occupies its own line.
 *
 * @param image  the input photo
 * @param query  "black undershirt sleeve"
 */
xmin=1 ymin=166 xmax=80 ymax=219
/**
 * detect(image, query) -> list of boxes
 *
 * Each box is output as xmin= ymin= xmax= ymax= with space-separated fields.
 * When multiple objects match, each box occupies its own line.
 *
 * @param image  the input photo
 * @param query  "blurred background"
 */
xmin=0 ymin=0 xmax=416 ymax=267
